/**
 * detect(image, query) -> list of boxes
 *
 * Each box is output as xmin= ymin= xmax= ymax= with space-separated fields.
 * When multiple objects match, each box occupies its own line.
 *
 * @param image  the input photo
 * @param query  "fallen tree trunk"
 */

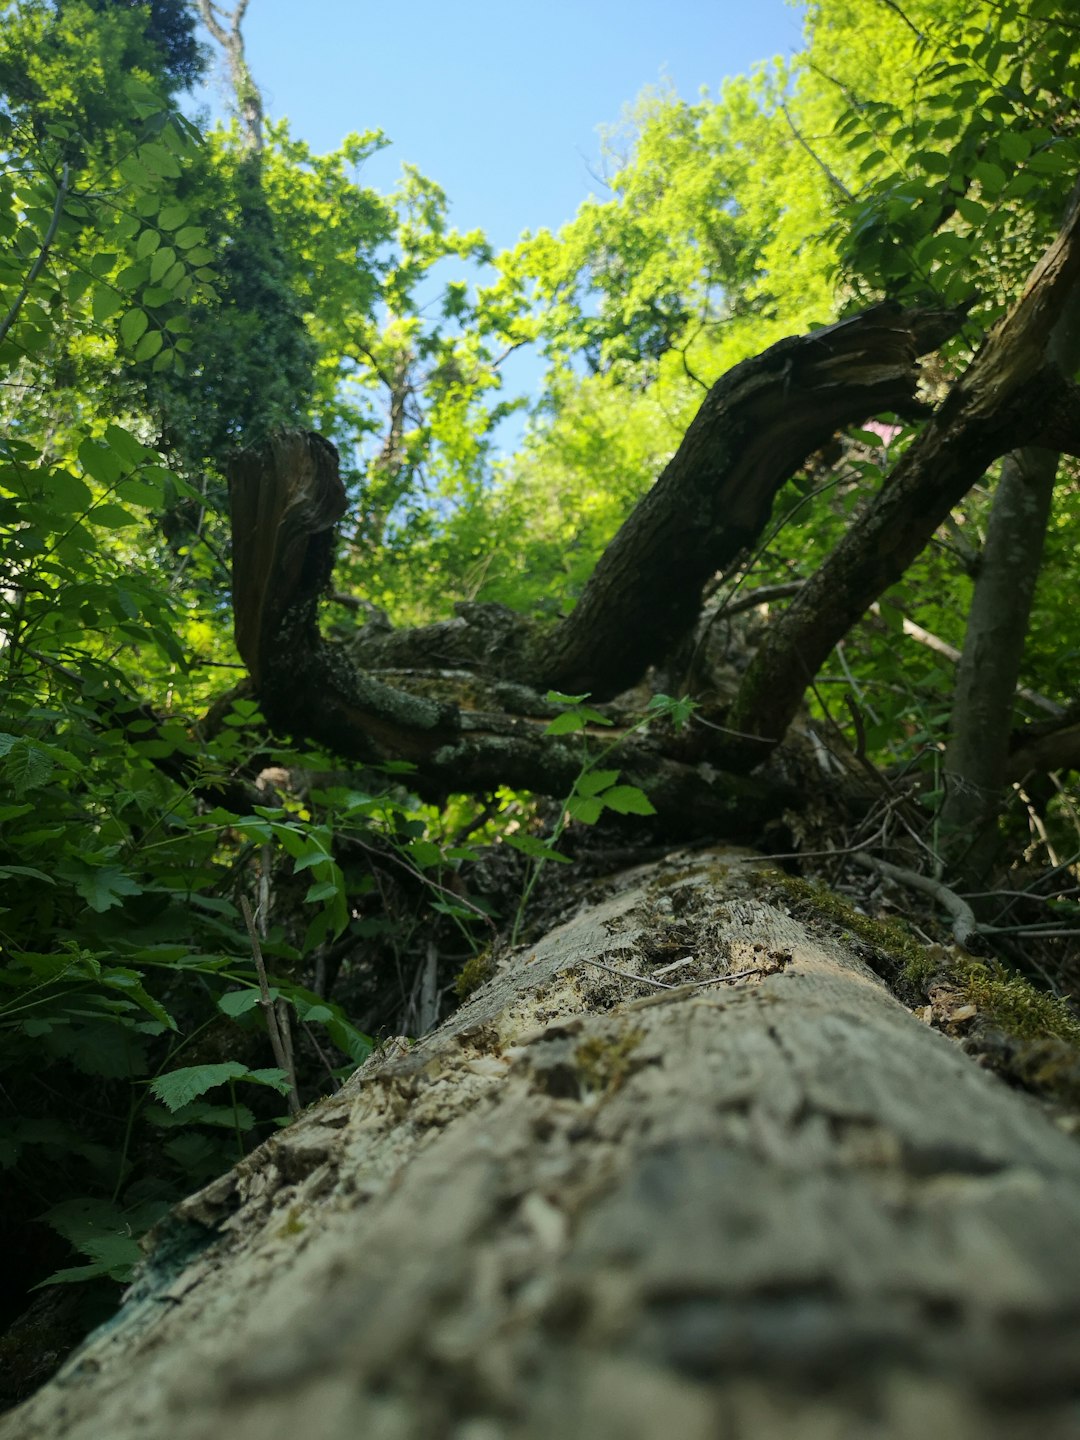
xmin=8 ymin=850 xmax=1080 ymax=1439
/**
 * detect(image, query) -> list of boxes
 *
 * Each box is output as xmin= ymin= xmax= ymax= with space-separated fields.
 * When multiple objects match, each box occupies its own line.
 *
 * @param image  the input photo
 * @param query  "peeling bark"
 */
xmin=7 ymin=851 xmax=1080 ymax=1439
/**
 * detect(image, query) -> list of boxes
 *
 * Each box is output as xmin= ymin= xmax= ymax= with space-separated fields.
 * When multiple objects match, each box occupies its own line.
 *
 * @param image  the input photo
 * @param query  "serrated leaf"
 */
xmin=567 ymin=795 xmax=604 ymax=824
xmin=242 ymin=1067 xmax=292 ymax=1094
xmin=576 ymin=769 xmax=620 ymax=797
xmin=599 ymin=786 xmax=656 ymax=816
xmin=74 ymin=866 xmax=142 ymax=912
xmin=4 ymin=741 xmax=53 ymax=795
xmin=150 ymin=1061 xmax=250 ymax=1112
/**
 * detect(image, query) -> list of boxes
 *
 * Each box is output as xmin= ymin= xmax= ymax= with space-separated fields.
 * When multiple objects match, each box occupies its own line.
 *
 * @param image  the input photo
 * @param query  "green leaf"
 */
xmin=0 ymin=864 xmax=54 ymax=883
xmin=4 ymin=742 xmax=53 ymax=795
xmin=242 ymin=1067 xmax=292 ymax=1095
xmin=576 ymin=769 xmax=620 ymax=797
xmin=149 ymin=247 xmax=176 ymax=284
xmin=157 ymin=204 xmax=189 ymax=230
xmin=567 ymin=795 xmax=604 ymax=824
xmin=120 ymin=309 xmax=149 ymax=348
xmin=879 ymin=601 xmax=904 ymax=634
xmin=599 ymin=786 xmax=656 ymax=817
xmin=545 ymin=711 xmax=585 ymax=735
xmin=218 ymin=989 xmax=261 ymax=1017
xmin=150 ymin=1061 xmax=251 ymax=1112
xmin=405 ymin=839 xmax=442 ymax=868
xmin=47 ymin=469 xmax=93 ymax=512
xmin=997 ymin=132 xmax=1031 ymax=163
xmin=88 ymin=503 xmax=140 ymax=529
xmin=136 ymin=229 xmax=160 ymax=259
xmin=972 ymin=160 xmax=1006 ymax=195
xmin=545 ymin=690 xmax=590 ymax=704
xmin=78 ymin=437 xmax=122 ymax=486
xmin=505 ymin=834 xmax=573 ymax=863
xmin=104 ymin=425 xmax=149 ymax=467
xmin=91 ymin=286 xmax=124 ymax=324
xmin=74 ymin=866 xmax=142 ymax=913
xmin=134 ymin=330 xmax=163 ymax=363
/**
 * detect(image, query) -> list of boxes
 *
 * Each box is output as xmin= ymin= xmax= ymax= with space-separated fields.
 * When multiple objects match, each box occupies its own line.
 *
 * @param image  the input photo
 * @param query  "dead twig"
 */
xmin=240 ymin=894 xmax=301 ymax=1117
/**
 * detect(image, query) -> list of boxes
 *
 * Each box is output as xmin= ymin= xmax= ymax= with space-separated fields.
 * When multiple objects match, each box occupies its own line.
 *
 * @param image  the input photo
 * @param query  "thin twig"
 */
xmin=348 ymin=835 xmax=497 ymax=930
xmin=691 ymin=963 xmax=776 ymax=988
xmin=852 ymin=852 xmax=978 ymax=948
xmin=579 ymin=958 xmax=675 ymax=990
xmin=240 ymin=895 xmax=301 ymax=1116
xmin=778 ymin=102 xmax=853 ymax=200
xmin=0 ymin=163 xmax=69 ymax=349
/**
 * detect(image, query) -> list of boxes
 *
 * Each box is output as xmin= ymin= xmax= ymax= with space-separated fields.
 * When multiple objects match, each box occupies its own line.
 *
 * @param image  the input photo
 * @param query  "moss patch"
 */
xmin=759 ymin=869 xmax=1080 ymax=1112
xmin=575 ymin=1028 xmax=645 ymax=1097
xmin=454 ymin=948 xmax=497 ymax=1001
xmin=759 ymin=871 xmax=928 ymax=987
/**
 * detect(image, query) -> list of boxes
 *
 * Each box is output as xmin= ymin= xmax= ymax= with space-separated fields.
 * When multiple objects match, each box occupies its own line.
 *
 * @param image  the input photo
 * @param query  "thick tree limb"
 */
xmin=1007 ymin=706 xmax=1080 ymax=780
xmin=728 ymin=179 xmax=1080 ymax=763
xmin=227 ymin=433 xmax=796 ymax=838
xmin=532 ymin=301 xmax=970 ymax=697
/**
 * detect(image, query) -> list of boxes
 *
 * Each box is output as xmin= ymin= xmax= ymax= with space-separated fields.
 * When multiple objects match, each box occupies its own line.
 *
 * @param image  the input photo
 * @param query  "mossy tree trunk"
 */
xmin=6 ymin=850 xmax=1079 ymax=1440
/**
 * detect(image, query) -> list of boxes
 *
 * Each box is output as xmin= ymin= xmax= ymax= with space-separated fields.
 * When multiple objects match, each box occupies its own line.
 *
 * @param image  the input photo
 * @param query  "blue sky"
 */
xmin=195 ymin=1 xmax=806 ymax=251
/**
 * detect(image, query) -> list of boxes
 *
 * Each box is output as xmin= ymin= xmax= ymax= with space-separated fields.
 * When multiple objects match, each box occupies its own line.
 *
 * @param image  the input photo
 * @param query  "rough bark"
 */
xmin=228 ymin=432 xmax=800 ymax=839
xmin=728 ymin=179 xmax=1080 ymax=763
xmin=940 ymin=286 xmax=1080 ymax=884
xmin=6 ymin=850 xmax=1080 ymax=1439
xmin=533 ymin=301 xmax=966 ymax=698
xmin=938 ymin=445 xmax=1060 ymax=874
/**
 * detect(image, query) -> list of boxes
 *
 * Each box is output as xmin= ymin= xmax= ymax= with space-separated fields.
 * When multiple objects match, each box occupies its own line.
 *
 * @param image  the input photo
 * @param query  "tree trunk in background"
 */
xmin=939 ymin=444 xmax=1059 ymax=881
xmin=5 ymin=851 xmax=1080 ymax=1440
xmin=941 ymin=290 xmax=1080 ymax=886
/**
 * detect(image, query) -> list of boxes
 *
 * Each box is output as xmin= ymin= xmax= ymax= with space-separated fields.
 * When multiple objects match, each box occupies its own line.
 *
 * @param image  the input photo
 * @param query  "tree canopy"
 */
xmin=2 ymin=0 xmax=1080 ymax=1392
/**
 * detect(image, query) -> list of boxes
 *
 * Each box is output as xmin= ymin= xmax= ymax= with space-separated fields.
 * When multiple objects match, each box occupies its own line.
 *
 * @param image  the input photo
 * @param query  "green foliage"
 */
xmin=509 ymin=694 xmax=692 ymax=944
xmin=2 ymin=0 xmax=1079 ymax=1332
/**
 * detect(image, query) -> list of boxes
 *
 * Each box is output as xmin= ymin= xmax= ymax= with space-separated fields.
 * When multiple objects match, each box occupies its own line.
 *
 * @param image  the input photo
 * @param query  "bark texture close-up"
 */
xmin=6 ymin=850 xmax=1080 ymax=1440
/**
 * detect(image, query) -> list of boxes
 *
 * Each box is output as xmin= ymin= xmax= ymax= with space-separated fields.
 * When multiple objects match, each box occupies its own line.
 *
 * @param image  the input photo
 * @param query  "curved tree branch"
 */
xmin=532 ymin=300 xmax=970 ymax=698
xmin=728 ymin=178 xmax=1080 ymax=765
